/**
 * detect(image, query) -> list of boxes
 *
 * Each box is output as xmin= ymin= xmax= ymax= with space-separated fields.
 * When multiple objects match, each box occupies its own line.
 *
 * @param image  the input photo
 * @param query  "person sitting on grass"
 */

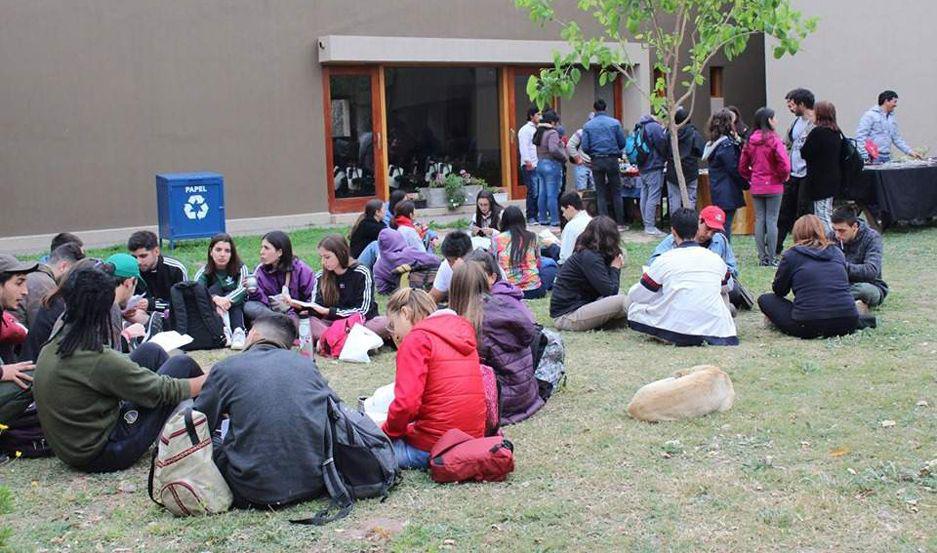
xmin=384 ymin=189 xmax=408 ymax=227
xmin=194 ymin=233 xmax=250 ymax=350
xmin=33 ymin=267 xmax=206 ymax=472
xmin=245 ymin=230 xmax=316 ymax=325
xmin=38 ymin=232 xmax=85 ymax=264
xmin=392 ymin=200 xmax=437 ymax=253
xmin=494 ymin=206 xmax=557 ymax=300
xmin=307 ymin=235 xmax=390 ymax=343
xmin=758 ymin=215 xmax=860 ymax=339
xmin=449 ymin=261 xmax=542 ymax=425
xmin=430 ymin=231 xmax=474 ymax=304
xmin=550 ymin=216 xmax=628 ymax=332
xmin=469 ymin=191 xmax=503 ymax=238
xmin=15 ymin=242 xmax=84 ymax=330
xmin=0 ymin=255 xmax=40 ymax=425
xmin=558 ymin=192 xmax=592 ymax=265
xmin=382 ymin=288 xmax=486 ymax=470
xmin=373 ymin=228 xmax=441 ymax=295
xmin=829 ymin=206 xmax=888 ymax=312
xmin=627 ymin=208 xmax=738 ymax=346
xmin=349 ymin=198 xmax=387 ymax=270
xmin=649 ymin=205 xmax=745 ymax=312
xmin=194 ymin=313 xmax=336 ymax=508
xmin=127 ymin=230 xmax=189 ymax=323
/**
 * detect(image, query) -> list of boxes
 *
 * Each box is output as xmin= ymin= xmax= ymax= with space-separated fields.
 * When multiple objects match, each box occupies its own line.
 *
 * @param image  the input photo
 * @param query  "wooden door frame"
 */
xmin=322 ymin=65 xmax=386 ymax=213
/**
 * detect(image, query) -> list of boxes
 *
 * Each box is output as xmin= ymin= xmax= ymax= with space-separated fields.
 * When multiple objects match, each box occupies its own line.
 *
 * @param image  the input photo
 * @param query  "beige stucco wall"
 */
xmin=765 ymin=0 xmax=936 ymax=152
xmin=0 ymin=1 xmax=761 ymax=240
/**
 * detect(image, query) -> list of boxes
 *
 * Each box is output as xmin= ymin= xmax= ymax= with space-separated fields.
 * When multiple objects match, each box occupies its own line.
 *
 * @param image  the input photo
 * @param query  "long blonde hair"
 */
xmin=386 ymin=287 xmax=437 ymax=324
xmin=448 ymin=262 xmax=490 ymax=343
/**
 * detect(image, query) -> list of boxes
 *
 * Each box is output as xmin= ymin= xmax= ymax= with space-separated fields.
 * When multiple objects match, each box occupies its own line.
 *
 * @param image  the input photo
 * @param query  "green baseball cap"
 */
xmin=105 ymin=253 xmax=142 ymax=281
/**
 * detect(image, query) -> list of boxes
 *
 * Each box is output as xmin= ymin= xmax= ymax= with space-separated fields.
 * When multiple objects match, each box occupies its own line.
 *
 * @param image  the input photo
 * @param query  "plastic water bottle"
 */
xmin=297 ymin=315 xmax=313 ymax=358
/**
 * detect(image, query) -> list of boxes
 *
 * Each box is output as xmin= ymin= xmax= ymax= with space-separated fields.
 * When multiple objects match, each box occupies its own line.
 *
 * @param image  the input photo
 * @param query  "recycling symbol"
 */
xmin=183 ymin=194 xmax=210 ymax=220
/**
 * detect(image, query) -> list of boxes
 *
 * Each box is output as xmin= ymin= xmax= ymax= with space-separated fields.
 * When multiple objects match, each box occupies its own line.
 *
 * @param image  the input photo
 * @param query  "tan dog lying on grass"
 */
xmin=627 ymin=365 xmax=735 ymax=422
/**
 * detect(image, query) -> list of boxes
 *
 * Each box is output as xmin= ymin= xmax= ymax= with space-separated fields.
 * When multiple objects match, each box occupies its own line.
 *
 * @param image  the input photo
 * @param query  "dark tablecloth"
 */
xmin=844 ymin=165 xmax=937 ymax=227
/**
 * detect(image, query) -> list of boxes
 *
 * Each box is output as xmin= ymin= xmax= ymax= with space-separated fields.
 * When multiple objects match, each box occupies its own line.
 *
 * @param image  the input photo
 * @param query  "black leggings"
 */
xmin=84 ymin=343 xmax=202 ymax=472
xmin=758 ymin=294 xmax=858 ymax=339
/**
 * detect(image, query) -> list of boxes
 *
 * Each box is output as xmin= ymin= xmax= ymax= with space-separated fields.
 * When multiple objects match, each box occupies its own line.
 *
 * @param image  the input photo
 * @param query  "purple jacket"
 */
xmin=480 ymin=281 xmax=543 ymax=424
xmin=373 ymin=228 xmax=440 ymax=294
xmin=249 ymin=257 xmax=316 ymax=311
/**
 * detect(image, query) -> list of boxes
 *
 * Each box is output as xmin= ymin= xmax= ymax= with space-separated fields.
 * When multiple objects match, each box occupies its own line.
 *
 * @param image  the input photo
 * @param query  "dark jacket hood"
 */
xmin=790 ymin=244 xmax=839 ymax=261
xmin=414 ymin=311 xmax=477 ymax=356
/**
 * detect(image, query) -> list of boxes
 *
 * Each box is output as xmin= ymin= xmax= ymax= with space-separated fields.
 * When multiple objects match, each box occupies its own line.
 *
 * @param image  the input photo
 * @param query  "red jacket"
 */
xmin=0 ymin=311 xmax=27 ymax=345
xmin=738 ymin=130 xmax=791 ymax=196
xmin=382 ymin=311 xmax=486 ymax=452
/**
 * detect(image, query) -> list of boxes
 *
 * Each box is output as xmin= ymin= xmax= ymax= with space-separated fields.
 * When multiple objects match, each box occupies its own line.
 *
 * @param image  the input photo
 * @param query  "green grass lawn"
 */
xmin=2 ymin=225 xmax=935 ymax=552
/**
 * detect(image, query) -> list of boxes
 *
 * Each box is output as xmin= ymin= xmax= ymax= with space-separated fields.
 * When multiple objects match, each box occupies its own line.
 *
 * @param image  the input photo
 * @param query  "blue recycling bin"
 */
xmin=156 ymin=172 xmax=226 ymax=248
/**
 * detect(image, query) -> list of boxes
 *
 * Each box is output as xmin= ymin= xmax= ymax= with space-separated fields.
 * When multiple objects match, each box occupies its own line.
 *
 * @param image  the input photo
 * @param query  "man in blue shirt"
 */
xmin=649 ymin=206 xmax=746 ymax=313
xmin=581 ymin=99 xmax=627 ymax=225
xmin=855 ymin=90 xmax=922 ymax=163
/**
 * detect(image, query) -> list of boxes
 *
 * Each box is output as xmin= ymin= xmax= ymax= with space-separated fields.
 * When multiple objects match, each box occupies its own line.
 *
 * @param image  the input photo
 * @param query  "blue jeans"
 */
xmin=84 ymin=344 xmax=203 ymax=472
xmin=574 ymin=164 xmax=594 ymax=191
xmin=523 ymin=257 xmax=558 ymax=300
xmin=536 ymin=159 xmax=562 ymax=226
xmin=393 ymin=439 xmax=430 ymax=470
xmin=357 ymin=240 xmax=379 ymax=270
xmin=521 ymin=166 xmax=540 ymax=223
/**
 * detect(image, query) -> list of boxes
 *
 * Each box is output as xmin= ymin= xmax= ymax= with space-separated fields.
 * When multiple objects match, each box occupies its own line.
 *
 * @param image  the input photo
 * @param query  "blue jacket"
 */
xmin=855 ymin=105 xmax=912 ymax=160
xmin=703 ymin=136 xmax=747 ymax=211
xmin=635 ymin=115 xmax=667 ymax=172
xmin=649 ymin=232 xmax=738 ymax=278
xmin=581 ymin=113 xmax=627 ymax=157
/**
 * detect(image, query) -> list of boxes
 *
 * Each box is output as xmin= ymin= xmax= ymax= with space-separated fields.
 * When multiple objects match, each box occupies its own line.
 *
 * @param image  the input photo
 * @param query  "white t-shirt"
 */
xmin=559 ymin=210 xmax=592 ymax=264
xmin=627 ymin=243 xmax=737 ymax=345
xmin=517 ymin=121 xmax=539 ymax=167
xmin=432 ymin=259 xmax=453 ymax=293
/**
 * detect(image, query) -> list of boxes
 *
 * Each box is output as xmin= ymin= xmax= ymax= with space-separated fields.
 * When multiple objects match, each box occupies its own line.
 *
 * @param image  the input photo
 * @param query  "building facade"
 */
xmin=4 ymin=0 xmax=874 ymax=251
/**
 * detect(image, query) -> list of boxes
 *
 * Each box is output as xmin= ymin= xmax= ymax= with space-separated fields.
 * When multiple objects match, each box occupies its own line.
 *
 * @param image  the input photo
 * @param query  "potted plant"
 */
xmin=458 ymin=170 xmax=486 ymax=205
xmin=418 ymin=173 xmax=448 ymax=209
xmin=444 ymin=173 xmax=467 ymax=210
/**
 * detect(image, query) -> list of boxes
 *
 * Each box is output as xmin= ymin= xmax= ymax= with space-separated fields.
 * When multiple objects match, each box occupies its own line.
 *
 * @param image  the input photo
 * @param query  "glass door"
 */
xmin=322 ymin=66 xmax=385 ymax=213
xmin=505 ymin=67 xmax=560 ymax=202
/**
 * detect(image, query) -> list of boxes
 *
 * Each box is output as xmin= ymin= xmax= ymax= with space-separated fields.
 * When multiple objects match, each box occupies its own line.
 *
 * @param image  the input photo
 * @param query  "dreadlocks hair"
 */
xmin=56 ymin=267 xmax=118 ymax=358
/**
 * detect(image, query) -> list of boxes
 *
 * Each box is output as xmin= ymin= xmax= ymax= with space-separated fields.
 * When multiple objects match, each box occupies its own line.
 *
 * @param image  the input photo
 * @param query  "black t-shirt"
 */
xmin=549 ymin=250 xmax=621 ymax=318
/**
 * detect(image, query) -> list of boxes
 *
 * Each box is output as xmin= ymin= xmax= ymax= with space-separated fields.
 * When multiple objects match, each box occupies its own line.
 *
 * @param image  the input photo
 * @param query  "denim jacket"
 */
xmin=855 ymin=106 xmax=912 ymax=160
xmin=581 ymin=113 xmax=627 ymax=157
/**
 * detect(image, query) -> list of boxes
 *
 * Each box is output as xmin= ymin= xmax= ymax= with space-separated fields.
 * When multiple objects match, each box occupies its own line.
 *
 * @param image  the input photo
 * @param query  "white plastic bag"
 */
xmin=361 ymin=383 xmax=395 ymax=425
xmin=338 ymin=323 xmax=384 ymax=364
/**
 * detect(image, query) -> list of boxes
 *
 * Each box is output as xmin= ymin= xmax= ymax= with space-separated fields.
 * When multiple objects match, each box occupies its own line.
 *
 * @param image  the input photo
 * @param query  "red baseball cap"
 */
xmin=699 ymin=205 xmax=726 ymax=231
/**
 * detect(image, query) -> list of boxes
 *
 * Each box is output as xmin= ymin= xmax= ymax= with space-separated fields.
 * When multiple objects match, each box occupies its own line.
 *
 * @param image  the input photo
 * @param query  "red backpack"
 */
xmin=429 ymin=429 xmax=514 ymax=484
xmin=317 ymin=313 xmax=365 ymax=358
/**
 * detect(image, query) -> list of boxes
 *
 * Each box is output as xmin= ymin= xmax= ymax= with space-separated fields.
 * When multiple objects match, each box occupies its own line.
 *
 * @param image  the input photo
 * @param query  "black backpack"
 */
xmin=0 ymin=405 xmax=52 ymax=458
xmin=168 ymin=282 xmax=227 ymax=351
xmin=839 ymin=134 xmax=865 ymax=195
xmin=291 ymin=396 xmax=401 ymax=525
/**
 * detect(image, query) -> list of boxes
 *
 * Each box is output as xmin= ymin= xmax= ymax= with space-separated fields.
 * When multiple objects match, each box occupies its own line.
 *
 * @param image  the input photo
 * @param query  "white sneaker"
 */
xmin=223 ymin=327 xmax=233 ymax=347
xmin=231 ymin=328 xmax=246 ymax=350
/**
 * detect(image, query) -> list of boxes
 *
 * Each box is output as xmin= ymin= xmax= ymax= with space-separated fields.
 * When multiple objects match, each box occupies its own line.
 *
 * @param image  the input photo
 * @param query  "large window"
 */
xmin=329 ymin=73 xmax=377 ymax=200
xmin=384 ymin=67 xmax=502 ymax=192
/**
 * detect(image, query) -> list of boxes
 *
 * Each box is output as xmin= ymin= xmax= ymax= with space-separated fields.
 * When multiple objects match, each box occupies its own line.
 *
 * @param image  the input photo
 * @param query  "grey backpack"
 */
xmin=531 ymin=325 xmax=566 ymax=400
xmin=291 ymin=396 xmax=400 ymax=525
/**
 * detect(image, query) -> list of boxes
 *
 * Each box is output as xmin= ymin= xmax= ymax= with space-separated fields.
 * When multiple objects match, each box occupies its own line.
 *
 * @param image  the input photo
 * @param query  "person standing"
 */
xmin=566 ymin=123 xmax=594 ymax=192
xmin=702 ymin=109 xmax=748 ymax=239
xmin=517 ymin=106 xmax=541 ymax=224
xmin=581 ymin=99 xmax=628 ymax=225
xmin=533 ymin=110 xmax=568 ymax=227
xmin=739 ymin=107 xmax=792 ymax=266
xmin=663 ymin=107 xmax=705 ymax=212
xmin=855 ymin=90 xmax=922 ymax=163
xmin=634 ymin=113 xmax=668 ymax=236
xmin=777 ymin=88 xmax=815 ymax=254
xmin=801 ymin=101 xmax=843 ymax=233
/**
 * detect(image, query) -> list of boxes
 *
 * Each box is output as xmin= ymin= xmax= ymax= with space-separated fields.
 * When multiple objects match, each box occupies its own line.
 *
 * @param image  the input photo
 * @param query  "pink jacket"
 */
xmin=738 ymin=130 xmax=791 ymax=195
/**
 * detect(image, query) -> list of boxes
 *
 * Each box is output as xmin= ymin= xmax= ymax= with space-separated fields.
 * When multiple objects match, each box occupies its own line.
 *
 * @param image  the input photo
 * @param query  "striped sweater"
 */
xmin=194 ymin=263 xmax=250 ymax=305
xmin=311 ymin=264 xmax=378 ymax=320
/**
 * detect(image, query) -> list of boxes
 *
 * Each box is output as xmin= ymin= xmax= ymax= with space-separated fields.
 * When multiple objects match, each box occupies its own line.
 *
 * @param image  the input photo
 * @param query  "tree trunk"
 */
xmin=667 ymin=120 xmax=690 ymax=208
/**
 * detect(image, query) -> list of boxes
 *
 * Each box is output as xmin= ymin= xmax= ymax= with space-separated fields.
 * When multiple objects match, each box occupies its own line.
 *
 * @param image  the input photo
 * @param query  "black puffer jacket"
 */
xmin=772 ymin=245 xmax=857 ymax=321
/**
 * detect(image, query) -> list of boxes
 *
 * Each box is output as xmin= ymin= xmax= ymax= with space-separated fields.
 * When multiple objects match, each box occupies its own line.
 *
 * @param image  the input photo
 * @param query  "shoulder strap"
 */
xmin=290 ymin=399 xmax=354 ymax=526
xmin=183 ymin=408 xmax=199 ymax=446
